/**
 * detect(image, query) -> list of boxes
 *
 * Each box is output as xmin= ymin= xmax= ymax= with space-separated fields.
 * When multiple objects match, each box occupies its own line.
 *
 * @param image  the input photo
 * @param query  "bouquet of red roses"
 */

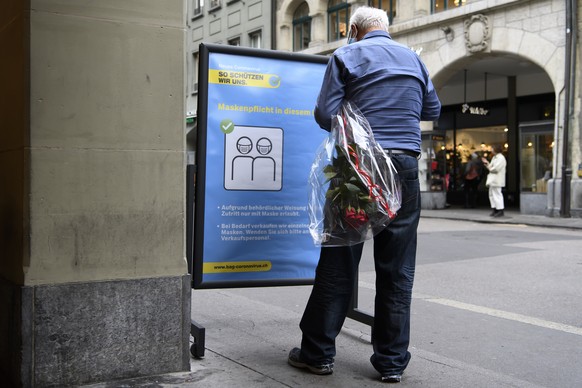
xmin=309 ymin=102 xmax=401 ymax=246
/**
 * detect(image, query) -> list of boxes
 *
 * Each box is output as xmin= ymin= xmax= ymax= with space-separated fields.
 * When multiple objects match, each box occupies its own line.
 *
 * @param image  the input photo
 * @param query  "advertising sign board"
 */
xmin=193 ymin=43 xmax=329 ymax=289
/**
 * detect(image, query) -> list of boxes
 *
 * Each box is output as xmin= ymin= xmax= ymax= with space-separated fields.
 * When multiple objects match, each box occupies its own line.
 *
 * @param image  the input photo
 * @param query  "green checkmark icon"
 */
xmin=220 ymin=119 xmax=235 ymax=134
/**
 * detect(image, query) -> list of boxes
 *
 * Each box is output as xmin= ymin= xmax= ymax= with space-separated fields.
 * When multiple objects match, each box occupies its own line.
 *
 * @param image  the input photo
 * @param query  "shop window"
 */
xmin=444 ymin=126 xmax=507 ymax=192
xmin=421 ymin=133 xmax=447 ymax=192
xmin=193 ymin=0 xmax=204 ymax=16
xmin=293 ymin=2 xmax=311 ymax=51
xmin=192 ymin=52 xmax=199 ymax=94
xmin=431 ymin=0 xmax=466 ymax=14
xmin=328 ymin=0 xmax=350 ymax=42
xmin=520 ymin=124 xmax=553 ymax=193
xmin=368 ymin=0 xmax=396 ymax=24
xmin=249 ymin=30 xmax=262 ymax=49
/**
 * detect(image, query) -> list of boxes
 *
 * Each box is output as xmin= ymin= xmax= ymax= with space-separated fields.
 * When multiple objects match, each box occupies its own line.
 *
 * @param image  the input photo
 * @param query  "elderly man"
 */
xmin=288 ymin=6 xmax=441 ymax=383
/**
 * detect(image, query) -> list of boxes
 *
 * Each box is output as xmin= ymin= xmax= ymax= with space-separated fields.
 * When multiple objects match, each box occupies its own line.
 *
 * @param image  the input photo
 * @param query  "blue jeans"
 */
xmin=299 ymin=154 xmax=420 ymax=375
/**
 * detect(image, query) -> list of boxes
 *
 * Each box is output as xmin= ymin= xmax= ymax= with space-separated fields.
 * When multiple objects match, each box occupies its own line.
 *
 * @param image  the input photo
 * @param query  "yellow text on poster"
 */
xmin=203 ymin=261 xmax=272 ymax=273
xmin=209 ymin=69 xmax=281 ymax=88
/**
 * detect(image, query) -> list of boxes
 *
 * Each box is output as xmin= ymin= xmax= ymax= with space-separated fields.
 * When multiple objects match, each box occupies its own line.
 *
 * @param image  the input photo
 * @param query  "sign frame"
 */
xmin=192 ymin=43 xmax=329 ymax=289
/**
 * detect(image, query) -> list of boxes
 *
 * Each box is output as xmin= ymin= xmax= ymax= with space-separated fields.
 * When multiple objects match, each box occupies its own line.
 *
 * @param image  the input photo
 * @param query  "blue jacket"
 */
xmin=314 ymin=30 xmax=441 ymax=152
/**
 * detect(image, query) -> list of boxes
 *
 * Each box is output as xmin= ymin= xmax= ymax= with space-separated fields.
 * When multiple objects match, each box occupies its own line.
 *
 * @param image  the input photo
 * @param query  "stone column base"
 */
xmin=0 ymin=275 xmax=191 ymax=387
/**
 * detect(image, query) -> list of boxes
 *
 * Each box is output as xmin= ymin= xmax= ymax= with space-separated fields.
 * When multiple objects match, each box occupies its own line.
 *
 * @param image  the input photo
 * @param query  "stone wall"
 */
xmin=1 ymin=0 xmax=192 ymax=385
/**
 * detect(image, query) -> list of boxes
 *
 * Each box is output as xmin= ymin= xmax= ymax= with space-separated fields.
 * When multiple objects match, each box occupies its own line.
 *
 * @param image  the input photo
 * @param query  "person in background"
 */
xmin=482 ymin=145 xmax=507 ymax=217
xmin=463 ymin=152 xmax=483 ymax=208
xmin=287 ymin=6 xmax=441 ymax=384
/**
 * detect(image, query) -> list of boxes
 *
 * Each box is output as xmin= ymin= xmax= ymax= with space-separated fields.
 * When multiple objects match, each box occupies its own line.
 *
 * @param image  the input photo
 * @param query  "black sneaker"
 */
xmin=493 ymin=210 xmax=504 ymax=217
xmin=489 ymin=209 xmax=498 ymax=216
xmin=287 ymin=347 xmax=333 ymax=375
xmin=381 ymin=373 xmax=402 ymax=383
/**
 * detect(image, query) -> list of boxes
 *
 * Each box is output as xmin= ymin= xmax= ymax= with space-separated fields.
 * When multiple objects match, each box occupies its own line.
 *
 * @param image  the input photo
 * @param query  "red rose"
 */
xmin=344 ymin=206 xmax=369 ymax=229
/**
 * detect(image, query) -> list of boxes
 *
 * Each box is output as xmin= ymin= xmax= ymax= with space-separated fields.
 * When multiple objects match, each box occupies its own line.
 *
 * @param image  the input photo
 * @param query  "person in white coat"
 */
xmin=482 ymin=145 xmax=507 ymax=217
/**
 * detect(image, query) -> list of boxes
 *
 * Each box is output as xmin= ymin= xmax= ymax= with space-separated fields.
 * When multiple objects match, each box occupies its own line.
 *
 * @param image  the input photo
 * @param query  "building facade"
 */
xmin=275 ymin=0 xmax=581 ymax=217
xmin=186 ymin=0 xmax=274 ymax=158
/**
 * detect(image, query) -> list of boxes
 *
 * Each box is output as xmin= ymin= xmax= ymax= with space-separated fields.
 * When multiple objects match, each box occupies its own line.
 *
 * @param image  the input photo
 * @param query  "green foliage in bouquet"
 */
xmin=323 ymin=144 xmax=376 ymax=229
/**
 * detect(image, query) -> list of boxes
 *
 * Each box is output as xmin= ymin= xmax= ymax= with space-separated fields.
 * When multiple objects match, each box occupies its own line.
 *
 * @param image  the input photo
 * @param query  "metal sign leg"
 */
xmin=346 ymin=271 xmax=374 ymax=327
xmin=190 ymin=320 xmax=206 ymax=358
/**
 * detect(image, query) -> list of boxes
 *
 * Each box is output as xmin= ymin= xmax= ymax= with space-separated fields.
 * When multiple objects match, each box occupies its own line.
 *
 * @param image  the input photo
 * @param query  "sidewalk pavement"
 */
xmin=83 ymin=207 xmax=581 ymax=388
xmin=420 ymin=206 xmax=582 ymax=230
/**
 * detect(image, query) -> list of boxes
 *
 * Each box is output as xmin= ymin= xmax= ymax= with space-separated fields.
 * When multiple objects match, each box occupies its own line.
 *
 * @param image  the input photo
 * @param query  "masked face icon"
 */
xmin=257 ymin=137 xmax=273 ymax=155
xmin=236 ymin=136 xmax=253 ymax=154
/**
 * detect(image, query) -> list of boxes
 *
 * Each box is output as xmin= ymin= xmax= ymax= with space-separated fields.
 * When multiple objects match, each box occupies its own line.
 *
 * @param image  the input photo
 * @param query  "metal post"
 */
xmin=346 ymin=271 xmax=374 ymax=327
xmin=190 ymin=320 xmax=206 ymax=358
xmin=186 ymin=164 xmax=196 ymax=276
xmin=187 ymin=165 xmax=206 ymax=358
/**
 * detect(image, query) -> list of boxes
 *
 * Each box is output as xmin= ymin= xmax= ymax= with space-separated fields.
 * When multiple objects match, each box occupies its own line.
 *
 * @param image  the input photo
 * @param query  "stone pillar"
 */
xmin=278 ymin=24 xmax=292 ymax=51
xmin=310 ymin=13 xmax=327 ymax=46
xmin=1 ymin=1 xmax=191 ymax=386
xmin=412 ymin=0 xmax=431 ymax=18
xmin=507 ymin=76 xmax=518 ymax=204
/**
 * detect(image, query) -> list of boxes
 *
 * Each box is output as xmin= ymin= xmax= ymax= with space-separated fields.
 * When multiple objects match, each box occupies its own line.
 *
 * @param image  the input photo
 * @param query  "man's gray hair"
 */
xmin=350 ymin=6 xmax=389 ymax=31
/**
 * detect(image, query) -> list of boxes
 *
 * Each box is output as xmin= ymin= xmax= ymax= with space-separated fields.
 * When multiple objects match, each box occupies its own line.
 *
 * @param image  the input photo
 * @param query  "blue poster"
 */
xmin=193 ymin=44 xmax=329 ymax=288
